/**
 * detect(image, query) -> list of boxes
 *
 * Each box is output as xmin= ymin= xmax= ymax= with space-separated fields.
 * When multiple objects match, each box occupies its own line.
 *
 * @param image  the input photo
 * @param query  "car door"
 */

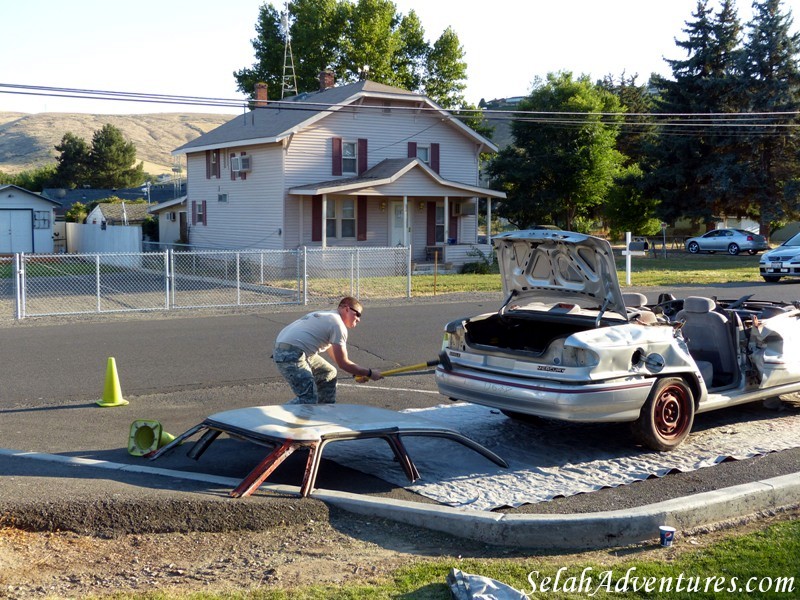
xmin=702 ymin=230 xmax=722 ymax=251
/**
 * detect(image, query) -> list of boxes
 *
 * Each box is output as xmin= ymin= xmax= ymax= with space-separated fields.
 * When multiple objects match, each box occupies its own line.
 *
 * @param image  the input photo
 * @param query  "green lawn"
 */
xmin=411 ymin=252 xmax=764 ymax=295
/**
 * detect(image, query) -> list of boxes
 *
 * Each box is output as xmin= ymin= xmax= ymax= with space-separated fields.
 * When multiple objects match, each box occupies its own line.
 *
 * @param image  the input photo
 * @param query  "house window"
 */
xmin=33 ymin=211 xmax=50 ymax=229
xmin=342 ymin=142 xmax=357 ymax=174
xmin=416 ymin=145 xmax=430 ymax=165
xmin=196 ymin=202 xmax=204 ymax=221
xmin=435 ymin=205 xmax=445 ymax=243
xmin=325 ymin=199 xmax=356 ymax=239
xmin=218 ymin=193 xmax=228 ymax=203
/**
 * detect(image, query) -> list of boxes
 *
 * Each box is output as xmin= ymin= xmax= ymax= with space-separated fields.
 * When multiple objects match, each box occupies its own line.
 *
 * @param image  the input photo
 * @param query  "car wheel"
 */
xmin=687 ymin=242 xmax=700 ymax=254
xmin=728 ymin=243 xmax=740 ymax=255
xmin=748 ymin=250 xmax=758 ymax=255
xmin=631 ymin=377 xmax=694 ymax=451
xmin=763 ymin=275 xmax=782 ymax=283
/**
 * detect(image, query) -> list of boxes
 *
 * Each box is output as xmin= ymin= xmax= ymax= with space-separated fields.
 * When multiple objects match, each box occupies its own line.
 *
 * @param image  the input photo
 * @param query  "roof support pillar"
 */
xmin=321 ymin=194 xmax=327 ymax=249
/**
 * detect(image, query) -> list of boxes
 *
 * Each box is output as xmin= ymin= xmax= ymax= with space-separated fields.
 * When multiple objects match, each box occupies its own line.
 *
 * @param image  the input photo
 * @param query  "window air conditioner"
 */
xmin=231 ymin=155 xmax=252 ymax=172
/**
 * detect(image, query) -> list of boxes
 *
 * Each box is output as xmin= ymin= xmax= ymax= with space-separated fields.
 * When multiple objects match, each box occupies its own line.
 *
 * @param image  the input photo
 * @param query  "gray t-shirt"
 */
xmin=275 ymin=310 xmax=347 ymax=355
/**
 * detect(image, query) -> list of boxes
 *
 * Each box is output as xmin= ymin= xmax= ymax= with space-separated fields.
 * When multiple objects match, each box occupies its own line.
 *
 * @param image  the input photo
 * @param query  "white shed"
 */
xmin=0 ymin=185 xmax=60 ymax=254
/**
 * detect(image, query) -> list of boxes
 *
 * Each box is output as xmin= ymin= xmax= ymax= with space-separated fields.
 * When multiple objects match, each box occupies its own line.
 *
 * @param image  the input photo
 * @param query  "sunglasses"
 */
xmin=347 ymin=306 xmax=362 ymax=318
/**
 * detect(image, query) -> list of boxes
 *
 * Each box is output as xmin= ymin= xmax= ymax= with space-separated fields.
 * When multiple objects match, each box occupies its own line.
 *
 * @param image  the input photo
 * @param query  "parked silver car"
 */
xmin=435 ymin=229 xmax=800 ymax=451
xmin=685 ymin=228 xmax=768 ymax=255
xmin=759 ymin=232 xmax=800 ymax=282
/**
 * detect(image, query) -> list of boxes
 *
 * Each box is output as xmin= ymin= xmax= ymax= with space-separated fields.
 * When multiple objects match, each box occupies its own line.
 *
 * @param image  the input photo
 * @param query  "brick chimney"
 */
xmin=255 ymin=82 xmax=268 ymax=107
xmin=319 ymin=70 xmax=335 ymax=91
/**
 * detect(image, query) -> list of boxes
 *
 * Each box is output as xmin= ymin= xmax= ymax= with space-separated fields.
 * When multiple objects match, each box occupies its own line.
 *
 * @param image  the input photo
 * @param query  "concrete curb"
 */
xmin=2 ymin=448 xmax=798 ymax=550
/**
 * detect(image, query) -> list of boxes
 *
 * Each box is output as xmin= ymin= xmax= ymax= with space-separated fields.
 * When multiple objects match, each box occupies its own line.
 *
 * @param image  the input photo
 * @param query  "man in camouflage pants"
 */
xmin=273 ymin=296 xmax=382 ymax=404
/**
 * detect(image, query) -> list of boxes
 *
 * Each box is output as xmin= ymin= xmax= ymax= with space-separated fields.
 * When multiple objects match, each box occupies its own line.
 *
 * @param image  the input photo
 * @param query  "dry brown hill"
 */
xmin=0 ymin=112 xmax=234 ymax=175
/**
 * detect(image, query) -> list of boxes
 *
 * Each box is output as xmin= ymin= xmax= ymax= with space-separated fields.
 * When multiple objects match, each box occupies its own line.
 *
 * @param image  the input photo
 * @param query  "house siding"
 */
xmin=285 ymin=105 xmax=480 ymax=190
xmin=187 ymin=144 xmax=285 ymax=249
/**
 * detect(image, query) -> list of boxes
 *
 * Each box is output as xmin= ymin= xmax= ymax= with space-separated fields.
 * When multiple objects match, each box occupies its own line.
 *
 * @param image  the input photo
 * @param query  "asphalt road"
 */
xmin=1 ymin=284 xmax=799 ymax=521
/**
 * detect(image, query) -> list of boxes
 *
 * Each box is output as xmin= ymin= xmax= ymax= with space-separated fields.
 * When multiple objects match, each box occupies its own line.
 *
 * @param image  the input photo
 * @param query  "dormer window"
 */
xmin=416 ymin=145 xmax=430 ymax=165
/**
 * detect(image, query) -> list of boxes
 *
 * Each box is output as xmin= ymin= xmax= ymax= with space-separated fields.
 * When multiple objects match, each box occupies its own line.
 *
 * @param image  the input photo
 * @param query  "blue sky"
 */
xmin=1 ymin=0 xmax=795 ymax=115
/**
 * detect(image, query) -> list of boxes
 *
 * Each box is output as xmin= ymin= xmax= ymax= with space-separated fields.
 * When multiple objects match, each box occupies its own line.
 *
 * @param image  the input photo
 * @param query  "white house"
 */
xmin=172 ymin=74 xmax=506 ymax=265
xmin=85 ymin=202 xmax=150 ymax=227
xmin=147 ymin=196 xmax=187 ymax=246
xmin=0 ymin=184 xmax=59 ymax=253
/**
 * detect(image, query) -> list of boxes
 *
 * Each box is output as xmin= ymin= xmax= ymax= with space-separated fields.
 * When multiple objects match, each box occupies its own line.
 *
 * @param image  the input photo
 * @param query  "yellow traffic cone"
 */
xmin=97 ymin=357 xmax=129 ymax=407
xmin=128 ymin=420 xmax=175 ymax=456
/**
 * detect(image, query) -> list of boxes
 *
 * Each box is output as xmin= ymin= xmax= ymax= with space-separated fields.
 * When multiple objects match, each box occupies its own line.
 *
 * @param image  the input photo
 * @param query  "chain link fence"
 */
xmin=1 ymin=246 xmax=412 ymax=320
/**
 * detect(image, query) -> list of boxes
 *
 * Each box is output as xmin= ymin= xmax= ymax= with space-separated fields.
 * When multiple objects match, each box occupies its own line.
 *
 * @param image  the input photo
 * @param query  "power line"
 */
xmin=2 ymin=82 xmax=800 ymax=133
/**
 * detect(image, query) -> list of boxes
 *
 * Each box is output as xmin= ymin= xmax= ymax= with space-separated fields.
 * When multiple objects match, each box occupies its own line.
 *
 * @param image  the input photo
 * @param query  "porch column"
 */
xmin=487 ymin=197 xmax=492 ymax=242
xmin=403 ymin=196 xmax=409 ymax=247
xmin=443 ymin=196 xmax=449 ymax=244
xmin=321 ymin=194 xmax=327 ymax=248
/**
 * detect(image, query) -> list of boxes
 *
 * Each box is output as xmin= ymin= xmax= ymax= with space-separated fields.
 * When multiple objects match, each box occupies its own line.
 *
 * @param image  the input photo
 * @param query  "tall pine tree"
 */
xmin=646 ymin=0 xmax=743 ymax=227
xmin=738 ymin=0 xmax=800 ymax=235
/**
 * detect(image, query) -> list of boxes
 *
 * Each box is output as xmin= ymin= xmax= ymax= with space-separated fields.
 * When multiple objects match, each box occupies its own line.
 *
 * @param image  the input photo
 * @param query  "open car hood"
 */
xmin=492 ymin=229 xmax=628 ymax=320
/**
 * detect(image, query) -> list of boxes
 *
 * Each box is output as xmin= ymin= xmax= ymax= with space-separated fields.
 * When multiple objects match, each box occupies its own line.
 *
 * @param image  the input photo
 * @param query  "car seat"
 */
xmin=675 ymin=296 xmax=738 ymax=388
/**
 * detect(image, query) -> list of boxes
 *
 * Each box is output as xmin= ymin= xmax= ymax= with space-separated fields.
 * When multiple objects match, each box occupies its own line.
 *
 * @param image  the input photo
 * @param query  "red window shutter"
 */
xmin=202 ymin=200 xmax=208 ymax=225
xmin=407 ymin=141 xmax=417 ymax=158
xmin=191 ymin=200 xmax=197 ymax=225
xmin=311 ymin=195 xmax=322 ymax=241
xmin=205 ymin=151 xmax=211 ymax=179
xmin=230 ymin=153 xmax=236 ymax=180
xmin=431 ymin=143 xmax=440 ymax=173
xmin=426 ymin=202 xmax=436 ymax=245
xmin=357 ymin=196 xmax=367 ymax=241
xmin=449 ymin=214 xmax=457 ymax=243
xmin=357 ymin=138 xmax=367 ymax=175
xmin=240 ymin=151 xmax=247 ymax=180
xmin=332 ymin=137 xmax=342 ymax=176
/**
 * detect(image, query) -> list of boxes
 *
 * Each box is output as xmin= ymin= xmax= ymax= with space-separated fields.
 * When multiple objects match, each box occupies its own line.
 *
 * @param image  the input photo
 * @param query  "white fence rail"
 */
xmin=2 ymin=246 xmax=412 ymax=319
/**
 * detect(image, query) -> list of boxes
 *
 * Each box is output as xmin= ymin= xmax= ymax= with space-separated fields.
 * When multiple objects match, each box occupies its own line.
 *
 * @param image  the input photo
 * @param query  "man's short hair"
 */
xmin=339 ymin=296 xmax=362 ymax=312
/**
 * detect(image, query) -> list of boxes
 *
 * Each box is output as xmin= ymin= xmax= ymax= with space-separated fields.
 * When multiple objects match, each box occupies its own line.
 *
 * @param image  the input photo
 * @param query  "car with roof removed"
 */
xmin=435 ymin=229 xmax=800 ymax=451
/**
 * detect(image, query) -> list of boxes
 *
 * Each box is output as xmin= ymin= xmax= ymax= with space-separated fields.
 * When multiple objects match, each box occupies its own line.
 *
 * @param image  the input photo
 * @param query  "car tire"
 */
xmin=631 ymin=377 xmax=695 ymax=451
xmin=763 ymin=275 xmax=782 ymax=283
xmin=687 ymin=242 xmax=700 ymax=254
xmin=748 ymin=250 xmax=758 ymax=255
xmin=728 ymin=243 xmax=740 ymax=255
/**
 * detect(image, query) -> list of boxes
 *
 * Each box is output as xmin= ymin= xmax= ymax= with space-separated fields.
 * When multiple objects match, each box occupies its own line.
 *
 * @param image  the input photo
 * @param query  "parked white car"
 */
xmin=759 ymin=232 xmax=800 ymax=282
xmin=436 ymin=229 xmax=800 ymax=451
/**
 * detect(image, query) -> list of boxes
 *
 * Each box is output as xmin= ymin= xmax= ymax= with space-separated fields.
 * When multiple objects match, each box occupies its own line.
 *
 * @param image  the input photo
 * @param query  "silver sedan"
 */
xmin=685 ymin=228 xmax=769 ymax=255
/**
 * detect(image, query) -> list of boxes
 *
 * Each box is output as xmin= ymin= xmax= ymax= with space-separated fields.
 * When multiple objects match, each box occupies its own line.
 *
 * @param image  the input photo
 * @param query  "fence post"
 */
xmin=164 ymin=250 xmax=170 ymax=310
xmin=13 ymin=253 xmax=23 ymax=320
xmin=95 ymin=254 xmax=101 ymax=313
xmin=236 ymin=252 xmax=241 ymax=305
xmin=355 ymin=248 xmax=360 ymax=299
xmin=406 ymin=245 xmax=412 ymax=298
xmin=350 ymin=250 xmax=355 ymax=298
xmin=169 ymin=249 xmax=176 ymax=308
xmin=302 ymin=246 xmax=308 ymax=306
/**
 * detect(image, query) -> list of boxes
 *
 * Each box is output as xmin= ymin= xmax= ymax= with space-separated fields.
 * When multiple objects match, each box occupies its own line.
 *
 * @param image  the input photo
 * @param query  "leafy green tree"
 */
xmin=51 ymin=132 xmax=90 ymax=189
xmin=423 ymin=26 xmax=467 ymax=109
xmin=13 ymin=164 xmax=58 ymax=192
xmin=645 ymin=0 xmax=744 ymax=227
xmin=234 ymin=0 xmax=469 ymax=110
xmin=737 ymin=0 xmax=800 ymax=235
xmin=87 ymin=124 xmax=145 ymax=189
xmin=65 ymin=201 xmax=88 ymax=223
xmin=487 ymin=72 xmax=626 ymax=231
xmin=604 ymin=164 xmax=662 ymax=238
